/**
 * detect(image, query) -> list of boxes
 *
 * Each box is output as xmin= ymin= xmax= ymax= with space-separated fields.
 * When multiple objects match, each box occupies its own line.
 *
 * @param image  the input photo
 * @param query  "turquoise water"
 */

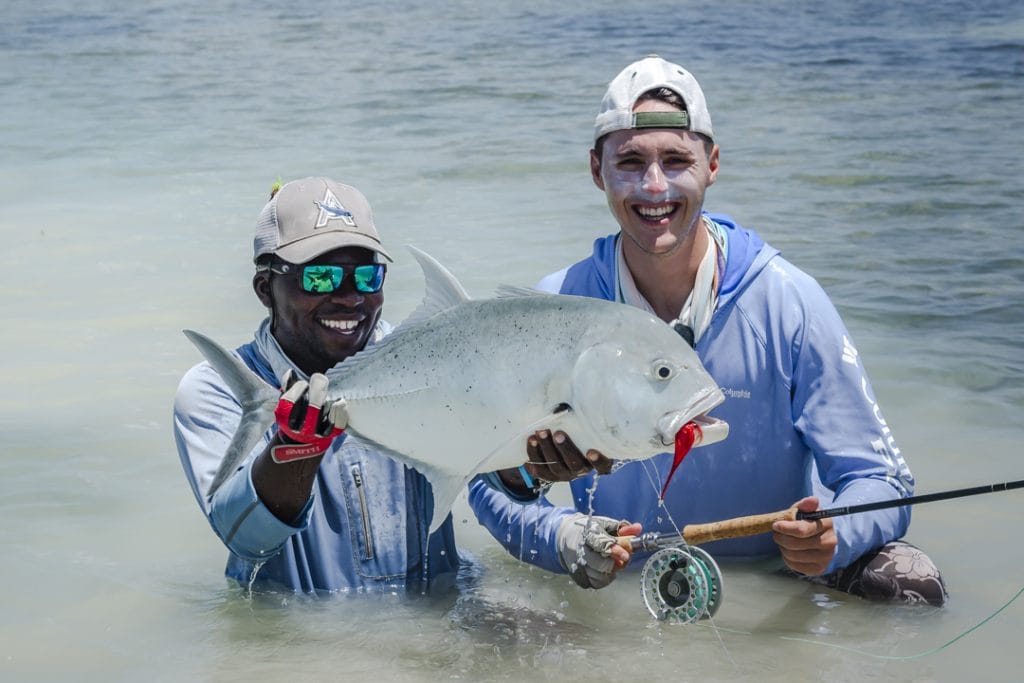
xmin=2 ymin=1 xmax=1023 ymax=681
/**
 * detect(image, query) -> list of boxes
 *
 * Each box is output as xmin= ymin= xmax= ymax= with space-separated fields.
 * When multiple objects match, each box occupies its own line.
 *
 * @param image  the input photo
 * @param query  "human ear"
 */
xmin=253 ymin=271 xmax=273 ymax=308
xmin=590 ymin=148 xmax=605 ymax=191
xmin=706 ymin=144 xmax=720 ymax=186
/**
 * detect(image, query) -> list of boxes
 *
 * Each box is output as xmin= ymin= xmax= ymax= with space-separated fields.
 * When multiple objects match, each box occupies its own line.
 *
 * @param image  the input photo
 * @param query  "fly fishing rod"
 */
xmin=621 ymin=478 xmax=1024 ymax=623
xmin=623 ymin=478 xmax=1024 ymax=552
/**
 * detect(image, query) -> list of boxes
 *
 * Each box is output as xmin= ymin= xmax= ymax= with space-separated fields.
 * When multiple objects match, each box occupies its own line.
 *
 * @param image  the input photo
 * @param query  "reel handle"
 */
xmin=616 ymin=506 xmax=799 ymax=550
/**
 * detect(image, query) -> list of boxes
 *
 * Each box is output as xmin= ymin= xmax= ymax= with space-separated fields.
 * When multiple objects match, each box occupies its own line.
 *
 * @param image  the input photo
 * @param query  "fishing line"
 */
xmin=631 ymin=475 xmax=1023 ymax=654
xmin=630 ymin=457 xmax=740 ymax=665
xmin=635 ymin=478 xmax=1024 ymax=662
xmin=778 ymin=585 xmax=1024 ymax=660
xmin=680 ymin=585 xmax=1024 ymax=661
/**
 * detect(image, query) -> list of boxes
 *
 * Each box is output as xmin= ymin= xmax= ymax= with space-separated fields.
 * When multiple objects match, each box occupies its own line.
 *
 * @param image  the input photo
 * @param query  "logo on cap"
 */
xmin=314 ymin=188 xmax=356 ymax=229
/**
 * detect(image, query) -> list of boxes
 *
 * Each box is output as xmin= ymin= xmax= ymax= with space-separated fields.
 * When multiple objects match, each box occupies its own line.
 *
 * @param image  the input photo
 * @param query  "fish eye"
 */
xmin=653 ymin=360 xmax=675 ymax=381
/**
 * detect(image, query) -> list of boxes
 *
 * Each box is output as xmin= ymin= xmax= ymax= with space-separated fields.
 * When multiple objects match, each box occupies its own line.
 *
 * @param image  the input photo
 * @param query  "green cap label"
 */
xmin=632 ymin=111 xmax=690 ymax=130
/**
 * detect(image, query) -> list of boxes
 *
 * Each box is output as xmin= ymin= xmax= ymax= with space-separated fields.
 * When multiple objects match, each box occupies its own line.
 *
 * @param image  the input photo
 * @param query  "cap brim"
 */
xmin=273 ymin=231 xmax=394 ymax=263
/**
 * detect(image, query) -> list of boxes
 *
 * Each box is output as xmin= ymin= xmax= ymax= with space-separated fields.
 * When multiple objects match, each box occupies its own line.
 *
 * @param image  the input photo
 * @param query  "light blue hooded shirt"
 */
xmin=469 ymin=214 xmax=914 ymax=575
xmin=174 ymin=319 xmax=461 ymax=593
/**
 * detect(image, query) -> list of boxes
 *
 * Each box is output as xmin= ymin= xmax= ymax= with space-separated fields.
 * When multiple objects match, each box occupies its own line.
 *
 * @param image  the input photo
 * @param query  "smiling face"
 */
xmin=591 ymin=98 xmax=720 ymax=260
xmin=254 ymin=246 xmax=384 ymax=375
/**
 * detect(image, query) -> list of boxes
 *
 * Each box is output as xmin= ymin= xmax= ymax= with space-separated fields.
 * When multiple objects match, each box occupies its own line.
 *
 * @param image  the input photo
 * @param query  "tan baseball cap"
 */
xmin=252 ymin=177 xmax=393 ymax=264
xmin=594 ymin=55 xmax=714 ymax=143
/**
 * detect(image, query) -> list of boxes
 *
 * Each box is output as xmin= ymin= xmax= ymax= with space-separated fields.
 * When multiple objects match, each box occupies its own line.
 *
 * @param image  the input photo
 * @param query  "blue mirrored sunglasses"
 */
xmin=262 ymin=262 xmax=386 ymax=294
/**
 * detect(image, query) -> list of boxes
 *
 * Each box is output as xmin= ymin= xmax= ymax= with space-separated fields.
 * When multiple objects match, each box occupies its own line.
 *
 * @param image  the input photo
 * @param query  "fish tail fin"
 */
xmin=183 ymin=329 xmax=279 ymax=496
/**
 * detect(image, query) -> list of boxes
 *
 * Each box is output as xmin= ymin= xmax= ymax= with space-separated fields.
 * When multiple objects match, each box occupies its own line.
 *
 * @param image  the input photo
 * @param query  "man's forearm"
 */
xmin=251 ymin=436 xmax=323 ymax=524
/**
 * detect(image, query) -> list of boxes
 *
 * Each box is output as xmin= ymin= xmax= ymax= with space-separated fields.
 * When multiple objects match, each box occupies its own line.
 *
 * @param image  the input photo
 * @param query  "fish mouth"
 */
xmin=656 ymin=388 xmax=728 ymax=447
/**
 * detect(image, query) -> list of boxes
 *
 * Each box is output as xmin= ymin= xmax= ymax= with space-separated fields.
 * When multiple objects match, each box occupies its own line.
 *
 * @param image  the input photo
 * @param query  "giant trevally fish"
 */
xmin=185 ymin=247 xmax=728 ymax=532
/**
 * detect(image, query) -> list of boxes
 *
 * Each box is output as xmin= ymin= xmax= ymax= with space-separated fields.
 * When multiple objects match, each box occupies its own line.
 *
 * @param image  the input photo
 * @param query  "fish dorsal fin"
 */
xmin=495 ymin=284 xmax=548 ymax=299
xmin=327 ymin=246 xmax=470 ymax=388
xmin=396 ymin=246 xmax=472 ymax=331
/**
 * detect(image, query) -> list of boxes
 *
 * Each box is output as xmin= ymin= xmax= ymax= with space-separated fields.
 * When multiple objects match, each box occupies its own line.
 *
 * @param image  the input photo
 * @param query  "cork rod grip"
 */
xmin=681 ymin=507 xmax=799 ymax=545
xmin=615 ymin=506 xmax=800 ymax=551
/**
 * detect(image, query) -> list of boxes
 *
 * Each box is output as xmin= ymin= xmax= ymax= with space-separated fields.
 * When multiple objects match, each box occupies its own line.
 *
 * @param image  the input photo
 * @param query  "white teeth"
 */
xmin=637 ymin=205 xmax=674 ymax=218
xmin=320 ymin=319 xmax=358 ymax=331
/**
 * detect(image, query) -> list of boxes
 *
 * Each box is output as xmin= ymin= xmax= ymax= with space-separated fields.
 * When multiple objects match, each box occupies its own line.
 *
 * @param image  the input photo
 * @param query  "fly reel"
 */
xmin=639 ymin=545 xmax=723 ymax=623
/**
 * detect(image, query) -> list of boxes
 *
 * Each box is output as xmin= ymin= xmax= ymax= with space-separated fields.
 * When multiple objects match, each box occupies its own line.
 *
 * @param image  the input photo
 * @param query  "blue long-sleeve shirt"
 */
xmin=470 ymin=214 xmax=914 ymax=575
xmin=173 ymin=332 xmax=461 ymax=593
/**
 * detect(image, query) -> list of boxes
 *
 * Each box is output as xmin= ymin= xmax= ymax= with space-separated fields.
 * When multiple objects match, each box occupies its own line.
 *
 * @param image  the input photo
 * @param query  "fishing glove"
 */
xmin=271 ymin=370 xmax=349 ymax=463
xmin=556 ymin=513 xmax=627 ymax=589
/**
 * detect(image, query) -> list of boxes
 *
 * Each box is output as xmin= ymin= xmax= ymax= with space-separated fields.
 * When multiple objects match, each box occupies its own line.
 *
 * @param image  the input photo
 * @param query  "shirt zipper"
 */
xmin=350 ymin=464 xmax=374 ymax=560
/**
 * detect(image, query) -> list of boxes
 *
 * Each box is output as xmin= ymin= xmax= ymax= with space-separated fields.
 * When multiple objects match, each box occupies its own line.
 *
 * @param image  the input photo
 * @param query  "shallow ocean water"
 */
xmin=2 ymin=1 xmax=1023 ymax=681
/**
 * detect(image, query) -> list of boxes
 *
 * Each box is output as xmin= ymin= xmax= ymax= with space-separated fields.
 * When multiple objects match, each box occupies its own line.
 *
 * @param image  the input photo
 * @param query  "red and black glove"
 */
xmin=271 ymin=370 xmax=348 ymax=464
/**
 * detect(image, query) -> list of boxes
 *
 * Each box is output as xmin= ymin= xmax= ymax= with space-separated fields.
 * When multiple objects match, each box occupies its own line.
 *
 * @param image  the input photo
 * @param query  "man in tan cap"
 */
xmin=174 ymin=177 xmax=461 ymax=592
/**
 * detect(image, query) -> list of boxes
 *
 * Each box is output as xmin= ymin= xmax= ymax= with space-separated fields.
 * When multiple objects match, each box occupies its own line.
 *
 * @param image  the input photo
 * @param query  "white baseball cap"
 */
xmin=594 ymin=55 xmax=714 ymax=143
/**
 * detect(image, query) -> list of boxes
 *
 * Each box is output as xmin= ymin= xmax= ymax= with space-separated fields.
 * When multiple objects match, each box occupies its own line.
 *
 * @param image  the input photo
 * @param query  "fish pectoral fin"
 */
xmin=519 ymin=403 xmax=574 ymax=436
xmin=474 ymin=406 xmax=576 ymax=474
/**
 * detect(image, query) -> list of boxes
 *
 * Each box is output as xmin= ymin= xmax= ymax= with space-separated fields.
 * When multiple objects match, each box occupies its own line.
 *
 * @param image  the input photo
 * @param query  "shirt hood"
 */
xmin=575 ymin=212 xmax=775 ymax=305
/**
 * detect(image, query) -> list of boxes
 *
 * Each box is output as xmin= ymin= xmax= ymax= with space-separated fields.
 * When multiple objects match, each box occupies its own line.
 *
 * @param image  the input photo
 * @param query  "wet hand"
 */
xmin=525 ymin=429 xmax=614 ymax=483
xmin=771 ymin=496 xmax=837 ymax=576
xmin=271 ymin=370 xmax=348 ymax=463
xmin=556 ymin=513 xmax=643 ymax=589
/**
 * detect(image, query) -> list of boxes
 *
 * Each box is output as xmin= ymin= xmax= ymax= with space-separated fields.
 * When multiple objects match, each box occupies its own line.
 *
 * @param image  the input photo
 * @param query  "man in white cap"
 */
xmin=174 ymin=177 xmax=463 ymax=592
xmin=471 ymin=57 xmax=946 ymax=605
